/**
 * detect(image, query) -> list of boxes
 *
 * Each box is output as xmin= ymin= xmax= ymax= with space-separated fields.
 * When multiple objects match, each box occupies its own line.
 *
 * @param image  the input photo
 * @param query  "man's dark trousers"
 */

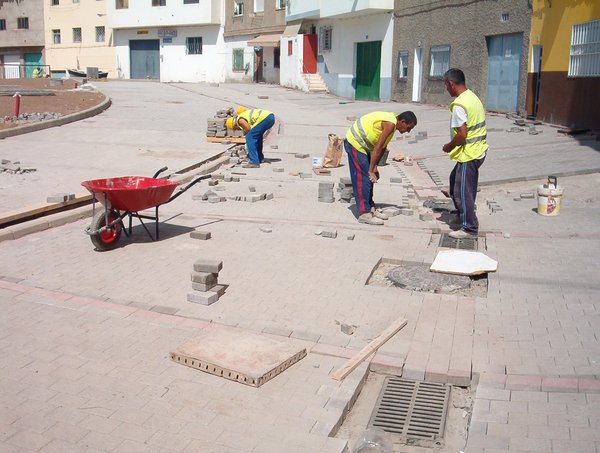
xmin=449 ymin=156 xmax=485 ymax=233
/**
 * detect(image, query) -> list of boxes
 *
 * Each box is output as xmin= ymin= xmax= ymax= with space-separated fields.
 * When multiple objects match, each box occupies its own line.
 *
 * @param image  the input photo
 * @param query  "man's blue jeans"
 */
xmin=246 ymin=114 xmax=275 ymax=164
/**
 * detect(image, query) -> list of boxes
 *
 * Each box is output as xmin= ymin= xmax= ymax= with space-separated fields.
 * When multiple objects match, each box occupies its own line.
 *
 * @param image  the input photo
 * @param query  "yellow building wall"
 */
xmin=44 ymin=0 xmax=117 ymax=77
xmin=531 ymin=0 xmax=600 ymax=72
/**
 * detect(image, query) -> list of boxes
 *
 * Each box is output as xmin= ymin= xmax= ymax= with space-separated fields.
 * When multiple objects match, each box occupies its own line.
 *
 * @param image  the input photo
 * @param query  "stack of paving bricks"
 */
xmin=318 ymin=181 xmax=335 ymax=203
xmin=187 ymin=259 xmax=225 ymax=305
xmin=206 ymin=117 xmax=227 ymax=138
xmin=338 ymin=177 xmax=354 ymax=203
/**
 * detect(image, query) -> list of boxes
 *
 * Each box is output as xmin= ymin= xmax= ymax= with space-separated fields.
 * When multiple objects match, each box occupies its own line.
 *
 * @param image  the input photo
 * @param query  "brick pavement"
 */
xmin=1 ymin=81 xmax=600 ymax=452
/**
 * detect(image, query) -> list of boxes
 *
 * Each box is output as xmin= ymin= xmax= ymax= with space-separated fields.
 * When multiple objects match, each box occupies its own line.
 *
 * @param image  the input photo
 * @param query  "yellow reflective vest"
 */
xmin=345 ymin=111 xmax=397 ymax=155
xmin=238 ymin=109 xmax=273 ymax=129
xmin=448 ymin=89 xmax=488 ymax=162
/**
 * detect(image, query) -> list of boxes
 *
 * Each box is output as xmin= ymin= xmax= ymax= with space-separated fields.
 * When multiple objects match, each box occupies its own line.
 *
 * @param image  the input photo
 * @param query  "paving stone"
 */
xmin=190 ymin=230 xmax=211 ymax=240
xmin=191 ymin=281 xmax=217 ymax=292
xmin=193 ymin=259 xmax=223 ymax=273
xmin=46 ymin=193 xmax=75 ymax=203
xmin=187 ymin=290 xmax=219 ymax=305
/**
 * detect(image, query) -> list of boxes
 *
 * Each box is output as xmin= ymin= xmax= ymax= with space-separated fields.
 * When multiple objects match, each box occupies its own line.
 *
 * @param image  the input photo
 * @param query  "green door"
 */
xmin=24 ymin=53 xmax=42 ymax=78
xmin=355 ymin=41 xmax=381 ymax=101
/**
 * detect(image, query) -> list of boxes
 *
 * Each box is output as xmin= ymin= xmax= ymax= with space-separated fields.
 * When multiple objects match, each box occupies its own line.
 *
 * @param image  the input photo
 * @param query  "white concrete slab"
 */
xmin=430 ymin=250 xmax=498 ymax=276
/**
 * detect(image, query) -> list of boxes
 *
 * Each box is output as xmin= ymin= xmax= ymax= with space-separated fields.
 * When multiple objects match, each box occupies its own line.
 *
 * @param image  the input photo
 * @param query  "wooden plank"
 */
xmin=0 ymin=194 xmax=93 ymax=228
xmin=331 ymin=316 xmax=408 ymax=381
xmin=206 ymin=136 xmax=245 ymax=144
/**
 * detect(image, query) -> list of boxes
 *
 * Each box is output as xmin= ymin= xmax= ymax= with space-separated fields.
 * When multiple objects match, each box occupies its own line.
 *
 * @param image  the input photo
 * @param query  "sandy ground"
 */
xmin=0 ymin=78 xmax=106 ymax=129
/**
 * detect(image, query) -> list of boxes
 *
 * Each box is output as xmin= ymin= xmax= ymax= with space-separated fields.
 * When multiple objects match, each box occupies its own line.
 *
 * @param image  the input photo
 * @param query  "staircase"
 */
xmin=303 ymin=72 xmax=329 ymax=93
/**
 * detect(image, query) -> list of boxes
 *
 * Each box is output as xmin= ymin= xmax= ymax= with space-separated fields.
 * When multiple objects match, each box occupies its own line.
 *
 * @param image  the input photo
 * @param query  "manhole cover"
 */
xmin=368 ymin=377 xmax=450 ymax=441
xmin=439 ymin=233 xmax=478 ymax=250
xmin=387 ymin=262 xmax=471 ymax=293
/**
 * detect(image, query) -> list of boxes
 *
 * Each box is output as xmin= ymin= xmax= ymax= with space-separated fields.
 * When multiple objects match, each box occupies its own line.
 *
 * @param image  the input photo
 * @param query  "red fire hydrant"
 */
xmin=13 ymin=92 xmax=21 ymax=118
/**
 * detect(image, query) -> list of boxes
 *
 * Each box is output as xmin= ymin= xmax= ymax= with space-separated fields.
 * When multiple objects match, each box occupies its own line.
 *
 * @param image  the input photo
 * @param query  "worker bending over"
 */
xmin=344 ymin=111 xmax=417 ymax=225
xmin=226 ymin=106 xmax=275 ymax=169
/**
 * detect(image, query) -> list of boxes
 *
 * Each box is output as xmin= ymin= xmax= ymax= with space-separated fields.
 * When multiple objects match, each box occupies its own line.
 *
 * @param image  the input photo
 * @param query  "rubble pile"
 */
xmin=1 ymin=159 xmax=36 ymax=174
xmin=1 ymin=112 xmax=62 ymax=125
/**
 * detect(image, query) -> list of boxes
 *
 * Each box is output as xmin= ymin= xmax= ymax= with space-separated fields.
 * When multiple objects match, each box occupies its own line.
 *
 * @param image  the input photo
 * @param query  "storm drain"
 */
xmin=368 ymin=377 xmax=450 ymax=441
xmin=439 ymin=233 xmax=478 ymax=250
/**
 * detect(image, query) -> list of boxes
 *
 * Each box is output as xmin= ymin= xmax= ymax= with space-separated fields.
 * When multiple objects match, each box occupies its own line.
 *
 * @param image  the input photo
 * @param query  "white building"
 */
xmin=105 ymin=0 xmax=226 ymax=82
xmin=281 ymin=0 xmax=395 ymax=101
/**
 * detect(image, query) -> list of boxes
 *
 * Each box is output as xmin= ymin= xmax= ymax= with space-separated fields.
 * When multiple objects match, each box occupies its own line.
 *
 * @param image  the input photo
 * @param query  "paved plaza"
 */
xmin=1 ymin=81 xmax=600 ymax=452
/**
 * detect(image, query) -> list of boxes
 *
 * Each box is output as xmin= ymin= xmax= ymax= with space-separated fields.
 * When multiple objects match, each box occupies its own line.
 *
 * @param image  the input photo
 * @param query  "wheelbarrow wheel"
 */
xmin=90 ymin=210 xmax=122 ymax=251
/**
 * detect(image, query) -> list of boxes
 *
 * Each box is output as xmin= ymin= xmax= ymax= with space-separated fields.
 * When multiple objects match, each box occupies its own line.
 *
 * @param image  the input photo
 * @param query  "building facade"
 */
xmin=527 ymin=0 xmax=600 ymax=129
xmin=223 ymin=0 xmax=286 ymax=84
xmin=0 ymin=0 xmax=45 ymax=78
xmin=44 ymin=0 xmax=116 ymax=78
xmin=105 ymin=0 xmax=224 ymax=82
xmin=282 ymin=0 xmax=395 ymax=101
xmin=392 ymin=0 xmax=531 ymax=114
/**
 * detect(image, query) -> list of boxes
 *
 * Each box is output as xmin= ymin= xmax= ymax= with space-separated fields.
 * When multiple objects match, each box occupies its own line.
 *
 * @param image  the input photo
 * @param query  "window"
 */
xmin=116 ymin=0 xmax=128 ymax=8
xmin=569 ymin=19 xmax=600 ymax=77
xmin=429 ymin=45 xmax=450 ymax=78
xmin=52 ymin=0 xmax=59 ymax=5
xmin=152 ymin=0 xmax=166 ymax=5
xmin=0 ymin=19 xmax=5 ymax=31
xmin=73 ymin=27 xmax=82 ymax=43
xmin=186 ymin=37 xmax=202 ymax=54
xmin=275 ymin=0 xmax=285 ymax=9
xmin=254 ymin=0 xmax=264 ymax=13
xmin=234 ymin=1 xmax=243 ymax=16
xmin=398 ymin=51 xmax=408 ymax=79
xmin=287 ymin=40 xmax=292 ymax=56
xmin=52 ymin=29 xmax=61 ymax=44
xmin=183 ymin=0 xmax=199 ymax=3
xmin=17 ymin=17 xmax=29 ymax=29
xmin=274 ymin=47 xmax=280 ymax=68
xmin=95 ymin=26 xmax=105 ymax=42
xmin=73 ymin=0 xmax=80 ymax=3
xmin=319 ymin=26 xmax=332 ymax=52
xmin=233 ymin=48 xmax=244 ymax=71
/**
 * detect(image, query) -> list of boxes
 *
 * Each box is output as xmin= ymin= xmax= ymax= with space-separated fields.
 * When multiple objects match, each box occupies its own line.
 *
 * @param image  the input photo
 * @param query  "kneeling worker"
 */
xmin=344 ymin=111 xmax=417 ymax=225
xmin=226 ymin=106 xmax=275 ymax=168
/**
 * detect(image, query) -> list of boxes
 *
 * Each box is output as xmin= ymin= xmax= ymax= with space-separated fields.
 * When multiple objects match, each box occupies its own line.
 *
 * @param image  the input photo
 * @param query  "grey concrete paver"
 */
xmin=1 ymin=81 xmax=600 ymax=452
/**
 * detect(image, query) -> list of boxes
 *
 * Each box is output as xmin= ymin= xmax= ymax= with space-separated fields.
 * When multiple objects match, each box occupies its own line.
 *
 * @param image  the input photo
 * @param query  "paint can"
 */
xmin=537 ymin=175 xmax=563 ymax=216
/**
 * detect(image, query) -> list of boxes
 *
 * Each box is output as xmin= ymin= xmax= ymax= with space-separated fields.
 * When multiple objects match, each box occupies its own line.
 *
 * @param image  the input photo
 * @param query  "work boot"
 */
xmin=358 ymin=212 xmax=384 ymax=225
xmin=449 ymin=229 xmax=477 ymax=239
xmin=242 ymin=162 xmax=260 ymax=168
xmin=371 ymin=208 xmax=389 ymax=220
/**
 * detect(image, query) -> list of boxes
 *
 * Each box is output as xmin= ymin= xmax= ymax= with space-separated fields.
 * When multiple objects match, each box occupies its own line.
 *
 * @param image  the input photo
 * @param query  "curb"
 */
xmin=0 ymin=94 xmax=112 ymax=140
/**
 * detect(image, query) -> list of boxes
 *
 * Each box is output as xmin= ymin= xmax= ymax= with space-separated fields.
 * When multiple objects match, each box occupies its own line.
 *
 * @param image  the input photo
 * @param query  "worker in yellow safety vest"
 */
xmin=442 ymin=68 xmax=488 ymax=239
xmin=344 ymin=111 xmax=417 ymax=225
xmin=226 ymin=106 xmax=275 ymax=169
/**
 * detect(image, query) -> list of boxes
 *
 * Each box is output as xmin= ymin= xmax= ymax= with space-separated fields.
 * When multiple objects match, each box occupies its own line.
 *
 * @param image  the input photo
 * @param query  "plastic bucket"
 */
xmin=537 ymin=185 xmax=563 ymax=216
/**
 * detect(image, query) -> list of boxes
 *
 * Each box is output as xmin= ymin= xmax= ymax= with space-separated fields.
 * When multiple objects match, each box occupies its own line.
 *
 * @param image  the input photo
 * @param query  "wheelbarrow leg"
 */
xmin=155 ymin=206 xmax=159 ymax=240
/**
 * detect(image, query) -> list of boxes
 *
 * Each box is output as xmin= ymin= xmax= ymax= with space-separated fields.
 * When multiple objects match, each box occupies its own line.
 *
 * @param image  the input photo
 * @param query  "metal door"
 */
xmin=3 ymin=54 xmax=20 ymax=79
xmin=130 ymin=40 xmax=160 ymax=79
xmin=24 ymin=52 xmax=42 ymax=78
xmin=303 ymin=34 xmax=317 ymax=73
xmin=486 ymin=33 xmax=522 ymax=112
xmin=355 ymin=41 xmax=381 ymax=101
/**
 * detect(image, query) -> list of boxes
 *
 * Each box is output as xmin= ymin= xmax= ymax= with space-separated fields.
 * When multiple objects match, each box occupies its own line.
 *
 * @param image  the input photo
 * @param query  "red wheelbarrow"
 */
xmin=81 ymin=167 xmax=210 ymax=251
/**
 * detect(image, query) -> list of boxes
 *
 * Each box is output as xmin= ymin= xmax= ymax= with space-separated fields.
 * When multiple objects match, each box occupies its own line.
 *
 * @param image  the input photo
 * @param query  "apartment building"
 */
xmin=280 ymin=0 xmax=395 ymax=101
xmin=392 ymin=0 xmax=531 ymax=114
xmin=223 ymin=0 xmax=286 ymax=84
xmin=44 ymin=0 xmax=116 ymax=78
xmin=0 ymin=0 xmax=45 ymax=78
xmin=527 ymin=0 xmax=600 ymax=129
xmin=105 ymin=0 xmax=224 ymax=82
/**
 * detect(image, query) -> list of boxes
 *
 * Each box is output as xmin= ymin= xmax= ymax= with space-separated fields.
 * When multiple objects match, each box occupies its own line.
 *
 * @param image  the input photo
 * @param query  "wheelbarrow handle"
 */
xmin=167 ymin=174 xmax=212 ymax=203
xmin=153 ymin=166 xmax=169 ymax=179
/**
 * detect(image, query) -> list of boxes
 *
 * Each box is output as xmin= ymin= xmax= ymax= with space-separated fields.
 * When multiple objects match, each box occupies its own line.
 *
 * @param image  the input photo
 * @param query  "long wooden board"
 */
xmin=207 ymin=136 xmax=245 ymax=144
xmin=0 ymin=194 xmax=93 ymax=228
xmin=331 ymin=316 xmax=407 ymax=381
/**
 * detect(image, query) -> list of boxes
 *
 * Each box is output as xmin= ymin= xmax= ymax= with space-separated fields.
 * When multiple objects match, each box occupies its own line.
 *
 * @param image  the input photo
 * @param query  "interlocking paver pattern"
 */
xmin=1 ymin=81 xmax=599 ymax=452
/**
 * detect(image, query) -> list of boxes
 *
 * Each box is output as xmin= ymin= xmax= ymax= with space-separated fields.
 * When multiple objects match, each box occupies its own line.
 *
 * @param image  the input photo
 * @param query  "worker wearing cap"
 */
xmin=344 ymin=111 xmax=417 ymax=225
xmin=226 ymin=106 xmax=275 ymax=168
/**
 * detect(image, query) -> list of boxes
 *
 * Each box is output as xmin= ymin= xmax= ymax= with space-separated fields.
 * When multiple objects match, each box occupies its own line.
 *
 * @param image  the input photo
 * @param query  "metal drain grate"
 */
xmin=439 ymin=233 xmax=478 ymax=250
xmin=368 ymin=377 xmax=450 ymax=440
